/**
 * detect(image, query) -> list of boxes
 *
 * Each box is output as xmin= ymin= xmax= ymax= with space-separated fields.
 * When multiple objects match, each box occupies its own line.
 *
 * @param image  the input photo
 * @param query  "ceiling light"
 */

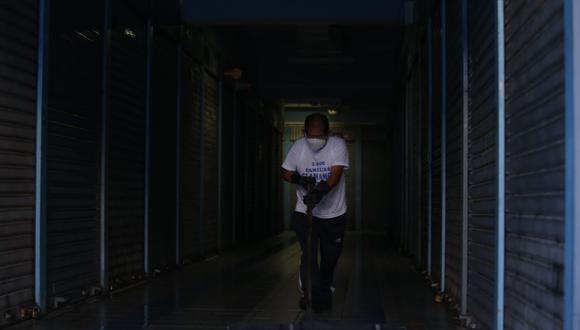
xmin=124 ymin=28 xmax=136 ymax=39
xmin=327 ymin=109 xmax=338 ymax=115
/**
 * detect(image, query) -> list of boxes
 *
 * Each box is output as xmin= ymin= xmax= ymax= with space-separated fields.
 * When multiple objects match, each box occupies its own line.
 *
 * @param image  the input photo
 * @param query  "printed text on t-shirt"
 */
xmin=303 ymin=161 xmax=331 ymax=181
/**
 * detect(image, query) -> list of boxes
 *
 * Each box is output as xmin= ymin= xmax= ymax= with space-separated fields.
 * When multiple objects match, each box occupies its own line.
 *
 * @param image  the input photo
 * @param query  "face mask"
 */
xmin=307 ymin=138 xmax=327 ymax=151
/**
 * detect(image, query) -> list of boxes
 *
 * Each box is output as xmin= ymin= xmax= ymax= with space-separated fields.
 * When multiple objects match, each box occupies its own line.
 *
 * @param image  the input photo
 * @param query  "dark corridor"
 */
xmin=1 ymin=0 xmax=580 ymax=330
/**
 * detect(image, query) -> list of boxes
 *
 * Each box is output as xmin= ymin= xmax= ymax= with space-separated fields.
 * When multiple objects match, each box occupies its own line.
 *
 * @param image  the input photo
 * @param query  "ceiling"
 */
xmin=224 ymin=24 xmax=405 ymax=121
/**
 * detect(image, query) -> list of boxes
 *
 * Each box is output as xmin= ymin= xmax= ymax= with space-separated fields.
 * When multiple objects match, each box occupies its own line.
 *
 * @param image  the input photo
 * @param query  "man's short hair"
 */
xmin=304 ymin=113 xmax=330 ymax=135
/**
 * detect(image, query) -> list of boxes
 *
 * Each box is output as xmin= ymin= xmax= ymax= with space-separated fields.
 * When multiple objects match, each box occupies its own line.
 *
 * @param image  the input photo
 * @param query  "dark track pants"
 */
xmin=292 ymin=211 xmax=347 ymax=298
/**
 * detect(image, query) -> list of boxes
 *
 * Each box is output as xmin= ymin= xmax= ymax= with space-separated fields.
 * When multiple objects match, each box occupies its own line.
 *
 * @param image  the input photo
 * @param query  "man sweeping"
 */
xmin=281 ymin=113 xmax=349 ymax=311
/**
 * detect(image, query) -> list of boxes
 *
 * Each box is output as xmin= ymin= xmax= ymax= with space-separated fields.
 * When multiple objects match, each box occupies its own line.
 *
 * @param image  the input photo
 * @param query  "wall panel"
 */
xmin=0 ymin=0 xmax=37 ymax=324
xmin=504 ymin=0 xmax=565 ymax=328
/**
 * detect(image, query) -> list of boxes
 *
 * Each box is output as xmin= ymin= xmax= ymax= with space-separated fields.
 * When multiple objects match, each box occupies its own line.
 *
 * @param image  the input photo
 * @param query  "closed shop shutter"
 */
xmin=181 ymin=56 xmax=202 ymax=260
xmin=202 ymin=71 xmax=219 ymax=255
xmin=444 ymin=0 xmax=463 ymax=300
xmin=150 ymin=30 xmax=177 ymax=269
xmin=0 ymin=0 xmax=37 ymax=324
xmin=467 ymin=1 xmax=498 ymax=328
xmin=504 ymin=0 xmax=565 ymax=328
xmin=108 ymin=1 xmax=146 ymax=282
xmin=46 ymin=0 xmax=101 ymax=305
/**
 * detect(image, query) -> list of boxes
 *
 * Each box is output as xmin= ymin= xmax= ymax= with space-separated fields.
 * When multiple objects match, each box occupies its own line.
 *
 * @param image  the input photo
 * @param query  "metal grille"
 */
xmin=108 ymin=1 xmax=146 ymax=282
xmin=203 ymin=71 xmax=219 ymax=255
xmin=444 ymin=0 xmax=463 ymax=300
xmin=0 ymin=0 xmax=37 ymax=324
xmin=181 ymin=57 xmax=202 ymax=260
xmin=504 ymin=0 xmax=565 ymax=328
xmin=45 ymin=1 xmax=101 ymax=305
xmin=467 ymin=1 xmax=497 ymax=328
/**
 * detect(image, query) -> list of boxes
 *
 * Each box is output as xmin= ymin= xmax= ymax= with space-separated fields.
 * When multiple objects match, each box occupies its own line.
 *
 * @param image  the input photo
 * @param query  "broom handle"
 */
xmin=305 ymin=183 xmax=315 ymax=309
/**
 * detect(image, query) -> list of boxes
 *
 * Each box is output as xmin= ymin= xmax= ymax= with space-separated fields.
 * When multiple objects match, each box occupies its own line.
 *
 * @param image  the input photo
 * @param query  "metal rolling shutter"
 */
xmin=431 ymin=9 xmax=442 ymax=286
xmin=0 ymin=0 xmax=37 ymax=324
xmin=444 ymin=0 xmax=463 ymax=300
xmin=150 ymin=30 xmax=177 ymax=269
xmin=504 ymin=0 xmax=565 ymax=328
xmin=202 ymin=71 xmax=219 ymax=255
xmin=181 ymin=57 xmax=202 ymax=260
xmin=108 ymin=2 xmax=146 ymax=282
xmin=467 ymin=1 xmax=497 ymax=328
xmin=46 ymin=1 xmax=101 ymax=305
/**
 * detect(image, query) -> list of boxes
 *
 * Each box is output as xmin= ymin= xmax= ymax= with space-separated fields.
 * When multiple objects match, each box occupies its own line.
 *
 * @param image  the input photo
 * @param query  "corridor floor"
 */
xmin=13 ymin=232 xmax=456 ymax=330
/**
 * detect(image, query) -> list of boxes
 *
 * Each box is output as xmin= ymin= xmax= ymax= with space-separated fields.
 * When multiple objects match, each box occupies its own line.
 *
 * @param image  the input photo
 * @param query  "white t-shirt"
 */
xmin=282 ymin=135 xmax=349 ymax=219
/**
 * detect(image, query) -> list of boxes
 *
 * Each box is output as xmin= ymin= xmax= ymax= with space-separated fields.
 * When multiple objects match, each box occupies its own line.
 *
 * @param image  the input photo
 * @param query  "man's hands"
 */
xmin=303 ymin=181 xmax=331 ymax=207
xmin=291 ymin=172 xmax=316 ymax=190
xmin=282 ymin=166 xmax=344 ymax=208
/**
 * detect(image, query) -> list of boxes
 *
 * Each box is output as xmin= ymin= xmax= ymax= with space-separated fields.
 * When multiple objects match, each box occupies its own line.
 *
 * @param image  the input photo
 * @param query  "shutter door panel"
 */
xmin=108 ymin=1 xmax=146 ymax=282
xmin=46 ymin=0 xmax=101 ymax=305
xmin=202 ymin=72 xmax=219 ymax=255
xmin=181 ymin=58 xmax=202 ymax=260
xmin=0 ymin=0 xmax=37 ymax=324
xmin=467 ymin=1 xmax=497 ymax=328
xmin=150 ymin=31 xmax=177 ymax=269
xmin=444 ymin=0 xmax=463 ymax=300
xmin=504 ymin=0 xmax=565 ymax=328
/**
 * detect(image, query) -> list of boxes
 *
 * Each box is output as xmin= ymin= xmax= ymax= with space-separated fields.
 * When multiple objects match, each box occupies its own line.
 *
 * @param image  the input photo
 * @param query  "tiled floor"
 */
xmin=12 ymin=231 xmax=456 ymax=330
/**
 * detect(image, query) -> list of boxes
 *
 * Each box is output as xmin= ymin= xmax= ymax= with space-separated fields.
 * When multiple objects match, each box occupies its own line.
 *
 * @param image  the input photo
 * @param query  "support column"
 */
xmin=440 ymin=0 xmax=447 ymax=294
xmin=175 ymin=27 xmax=183 ymax=265
xmin=199 ymin=72 xmax=205 ymax=255
xmin=231 ymin=84 xmax=238 ymax=245
xmin=99 ymin=0 xmax=112 ymax=292
xmin=427 ymin=17 xmax=434 ymax=276
xmin=564 ymin=0 xmax=580 ymax=328
xmin=34 ymin=0 xmax=50 ymax=313
xmin=217 ymin=79 xmax=223 ymax=251
xmin=355 ymin=126 xmax=363 ymax=230
xmin=417 ymin=44 xmax=423 ymax=267
xmin=143 ymin=16 xmax=153 ymax=274
xmin=460 ymin=0 xmax=469 ymax=317
xmin=494 ymin=0 xmax=506 ymax=328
